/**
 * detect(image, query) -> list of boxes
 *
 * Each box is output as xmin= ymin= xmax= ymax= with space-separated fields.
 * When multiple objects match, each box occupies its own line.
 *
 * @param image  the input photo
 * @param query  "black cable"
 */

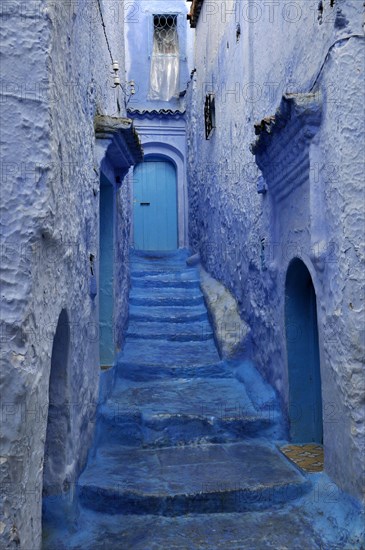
xmin=96 ymin=0 xmax=114 ymax=64
xmin=309 ymin=34 xmax=364 ymax=92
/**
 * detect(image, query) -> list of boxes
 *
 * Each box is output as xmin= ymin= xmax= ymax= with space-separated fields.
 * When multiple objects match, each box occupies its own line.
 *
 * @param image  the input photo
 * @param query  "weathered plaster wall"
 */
xmin=0 ymin=1 xmax=130 ymax=547
xmin=186 ymin=0 xmax=364 ymax=500
xmin=114 ymin=170 xmax=132 ymax=354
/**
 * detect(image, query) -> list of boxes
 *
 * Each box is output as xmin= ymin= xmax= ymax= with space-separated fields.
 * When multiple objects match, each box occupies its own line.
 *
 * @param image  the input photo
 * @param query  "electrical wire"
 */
xmin=96 ymin=0 xmax=114 ymax=64
xmin=309 ymin=34 xmax=364 ymax=92
xmin=96 ymin=0 xmax=129 ymax=111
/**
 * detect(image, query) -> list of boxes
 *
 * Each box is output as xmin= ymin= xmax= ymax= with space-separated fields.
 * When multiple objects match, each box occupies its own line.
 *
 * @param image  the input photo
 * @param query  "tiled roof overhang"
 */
xmin=127 ymin=108 xmax=186 ymax=120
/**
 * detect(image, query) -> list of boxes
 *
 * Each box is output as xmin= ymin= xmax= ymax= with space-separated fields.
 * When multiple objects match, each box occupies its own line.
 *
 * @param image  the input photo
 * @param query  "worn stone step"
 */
xmin=131 ymin=276 xmax=200 ymax=289
xmin=126 ymin=320 xmax=214 ymax=342
xmin=129 ymin=304 xmax=209 ymax=324
xmin=119 ymin=338 xmax=220 ymax=368
xmin=131 ymin=248 xmax=190 ymax=261
xmin=129 ymin=288 xmax=204 ymax=307
xmin=78 ymin=441 xmax=310 ymax=515
xmin=116 ymin=359 xmax=234 ymax=382
xmin=132 ymin=268 xmax=198 ymax=278
xmin=131 ymin=268 xmax=200 ymax=286
xmin=95 ymin=378 xmax=280 ymax=448
xmin=41 ymin=507 xmax=328 ymax=550
xmin=131 ymin=254 xmax=193 ymax=275
xmin=130 ymin=267 xmax=195 ymax=278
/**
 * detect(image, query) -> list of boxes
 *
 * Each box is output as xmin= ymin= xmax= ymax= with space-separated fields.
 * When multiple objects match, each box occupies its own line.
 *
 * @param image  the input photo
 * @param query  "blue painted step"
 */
xmin=78 ymin=441 xmax=310 ymax=515
xmin=119 ymin=338 xmax=220 ymax=368
xmin=41 ymin=506 xmax=328 ymax=550
xmin=131 ymin=261 xmax=193 ymax=275
xmin=129 ymin=288 xmax=205 ymax=307
xmin=116 ymin=358 xmax=234 ymax=382
xmin=131 ymin=268 xmax=195 ymax=277
xmin=126 ymin=320 xmax=214 ymax=341
xmin=131 ymin=248 xmax=190 ymax=260
xmin=132 ymin=278 xmax=200 ymax=289
xmin=129 ymin=304 xmax=209 ymax=323
xmin=131 ymin=273 xmax=200 ymax=289
xmin=95 ymin=378 xmax=280 ymax=448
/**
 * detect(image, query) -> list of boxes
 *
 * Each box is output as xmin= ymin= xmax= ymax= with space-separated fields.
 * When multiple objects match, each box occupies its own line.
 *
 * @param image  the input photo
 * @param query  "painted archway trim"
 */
xmin=131 ymin=142 xmax=188 ymax=248
xmin=142 ymin=142 xmax=185 ymax=162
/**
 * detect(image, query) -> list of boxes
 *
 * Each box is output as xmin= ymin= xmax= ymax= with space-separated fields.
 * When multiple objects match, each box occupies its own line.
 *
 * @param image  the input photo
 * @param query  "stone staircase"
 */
xmin=43 ymin=250 xmax=361 ymax=549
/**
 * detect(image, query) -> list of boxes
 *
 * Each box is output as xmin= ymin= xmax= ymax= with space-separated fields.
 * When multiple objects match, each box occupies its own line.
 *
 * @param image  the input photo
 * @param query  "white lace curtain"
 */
xmin=149 ymin=15 xmax=180 ymax=102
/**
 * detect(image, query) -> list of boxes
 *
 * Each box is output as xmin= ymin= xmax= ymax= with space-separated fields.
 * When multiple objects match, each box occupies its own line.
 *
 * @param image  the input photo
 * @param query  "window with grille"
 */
xmin=204 ymin=94 xmax=216 ymax=139
xmin=149 ymin=14 xmax=180 ymax=102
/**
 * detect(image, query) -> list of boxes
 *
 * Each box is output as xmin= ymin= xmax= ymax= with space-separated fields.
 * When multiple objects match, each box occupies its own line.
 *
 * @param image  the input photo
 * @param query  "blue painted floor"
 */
xmin=43 ymin=250 xmax=364 ymax=549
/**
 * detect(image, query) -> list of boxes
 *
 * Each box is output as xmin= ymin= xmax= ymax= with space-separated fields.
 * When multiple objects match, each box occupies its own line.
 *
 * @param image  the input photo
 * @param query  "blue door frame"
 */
xmin=133 ymin=159 xmax=178 ymax=251
xmin=99 ymin=177 xmax=115 ymax=366
xmin=285 ymin=259 xmax=323 ymax=443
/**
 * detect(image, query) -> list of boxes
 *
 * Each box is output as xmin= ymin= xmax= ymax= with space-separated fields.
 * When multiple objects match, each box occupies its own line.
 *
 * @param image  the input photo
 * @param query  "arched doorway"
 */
xmin=133 ymin=157 xmax=178 ymax=250
xmin=43 ymin=309 xmax=71 ymax=496
xmin=285 ymin=259 xmax=323 ymax=443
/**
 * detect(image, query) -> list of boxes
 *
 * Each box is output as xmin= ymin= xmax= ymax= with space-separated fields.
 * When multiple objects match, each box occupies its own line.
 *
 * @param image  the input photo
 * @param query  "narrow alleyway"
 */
xmin=42 ymin=250 xmax=362 ymax=549
xmin=2 ymin=2 xmax=364 ymax=548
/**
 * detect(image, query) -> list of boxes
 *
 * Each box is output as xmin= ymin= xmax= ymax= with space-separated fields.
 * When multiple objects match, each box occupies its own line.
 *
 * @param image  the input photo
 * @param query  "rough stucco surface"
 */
xmin=186 ymin=0 xmax=364 ymax=501
xmin=199 ymin=266 xmax=251 ymax=358
xmin=115 ymin=176 xmax=132 ymax=354
xmin=0 ymin=1 xmax=131 ymax=548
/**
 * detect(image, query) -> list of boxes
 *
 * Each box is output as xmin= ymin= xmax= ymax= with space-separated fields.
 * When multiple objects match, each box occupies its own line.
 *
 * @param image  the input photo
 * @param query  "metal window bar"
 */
xmin=205 ymin=94 xmax=216 ymax=140
xmin=149 ymin=14 xmax=180 ymax=101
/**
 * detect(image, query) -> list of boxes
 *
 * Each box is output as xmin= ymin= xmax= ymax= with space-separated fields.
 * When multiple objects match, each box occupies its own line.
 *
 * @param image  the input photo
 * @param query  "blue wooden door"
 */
xmin=133 ymin=160 xmax=178 ymax=250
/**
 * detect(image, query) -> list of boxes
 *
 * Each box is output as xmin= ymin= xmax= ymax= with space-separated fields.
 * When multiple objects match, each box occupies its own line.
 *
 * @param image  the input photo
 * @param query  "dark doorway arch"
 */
xmin=285 ymin=259 xmax=323 ymax=443
xmin=43 ymin=309 xmax=71 ymax=496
